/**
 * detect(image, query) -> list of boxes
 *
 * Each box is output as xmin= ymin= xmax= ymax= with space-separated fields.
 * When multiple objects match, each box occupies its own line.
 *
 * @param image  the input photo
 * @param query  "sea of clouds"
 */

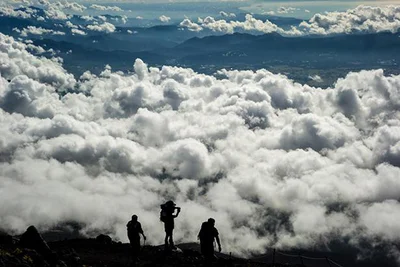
xmin=1 ymin=31 xmax=400 ymax=259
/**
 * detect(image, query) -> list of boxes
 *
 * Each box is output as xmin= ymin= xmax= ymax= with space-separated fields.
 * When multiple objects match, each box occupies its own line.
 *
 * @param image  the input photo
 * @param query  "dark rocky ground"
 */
xmin=1 ymin=226 xmax=396 ymax=267
xmin=0 ymin=239 xmax=299 ymax=267
xmin=0 ymin=226 xmax=307 ymax=267
xmin=0 ymin=226 xmax=297 ymax=267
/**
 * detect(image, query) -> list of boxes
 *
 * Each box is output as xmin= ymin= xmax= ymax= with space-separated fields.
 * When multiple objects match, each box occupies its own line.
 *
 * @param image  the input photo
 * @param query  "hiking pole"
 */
xmin=140 ymin=237 xmax=146 ymax=252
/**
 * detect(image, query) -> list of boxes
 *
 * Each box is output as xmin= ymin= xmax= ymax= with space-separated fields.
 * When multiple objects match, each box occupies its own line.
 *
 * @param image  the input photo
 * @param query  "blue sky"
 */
xmin=4 ymin=0 xmax=400 ymax=20
xmin=77 ymin=0 xmax=400 ymax=19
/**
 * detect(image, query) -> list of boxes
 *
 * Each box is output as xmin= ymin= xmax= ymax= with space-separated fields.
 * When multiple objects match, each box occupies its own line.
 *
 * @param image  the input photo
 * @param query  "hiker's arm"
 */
xmin=139 ymin=223 xmax=146 ymax=240
xmin=174 ymin=207 xmax=181 ymax=218
xmin=216 ymin=236 xmax=221 ymax=252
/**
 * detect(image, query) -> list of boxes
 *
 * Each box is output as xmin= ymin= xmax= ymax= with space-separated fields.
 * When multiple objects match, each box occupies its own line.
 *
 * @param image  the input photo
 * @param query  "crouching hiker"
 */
xmin=127 ymin=215 xmax=146 ymax=265
xmin=198 ymin=218 xmax=221 ymax=263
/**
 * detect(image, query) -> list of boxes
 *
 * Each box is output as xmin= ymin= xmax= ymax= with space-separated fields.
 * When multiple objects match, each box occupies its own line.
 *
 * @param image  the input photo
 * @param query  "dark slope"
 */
xmin=32 ymin=39 xmax=167 ymax=77
xmin=172 ymin=31 xmax=400 ymax=58
xmin=163 ymin=31 xmax=400 ymax=85
xmin=2 ymin=238 xmax=398 ymax=267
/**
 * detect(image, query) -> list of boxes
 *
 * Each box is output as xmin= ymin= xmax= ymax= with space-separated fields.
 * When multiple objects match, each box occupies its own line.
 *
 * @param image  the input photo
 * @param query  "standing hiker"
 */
xmin=127 ymin=215 xmax=146 ymax=264
xmin=198 ymin=218 xmax=221 ymax=262
xmin=160 ymin=200 xmax=181 ymax=249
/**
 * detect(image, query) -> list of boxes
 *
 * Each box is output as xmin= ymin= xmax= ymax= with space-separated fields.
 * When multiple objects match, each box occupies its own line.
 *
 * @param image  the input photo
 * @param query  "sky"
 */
xmin=5 ymin=0 xmax=400 ymax=19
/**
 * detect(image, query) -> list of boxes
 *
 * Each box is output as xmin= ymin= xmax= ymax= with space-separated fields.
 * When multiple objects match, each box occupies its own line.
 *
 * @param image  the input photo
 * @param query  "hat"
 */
xmin=165 ymin=200 xmax=176 ymax=207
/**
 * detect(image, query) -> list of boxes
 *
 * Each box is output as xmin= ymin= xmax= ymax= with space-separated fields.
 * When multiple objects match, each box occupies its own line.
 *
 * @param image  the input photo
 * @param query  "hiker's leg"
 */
xmin=169 ymin=231 xmax=174 ymax=246
xmin=164 ymin=233 xmax=169 ymax=246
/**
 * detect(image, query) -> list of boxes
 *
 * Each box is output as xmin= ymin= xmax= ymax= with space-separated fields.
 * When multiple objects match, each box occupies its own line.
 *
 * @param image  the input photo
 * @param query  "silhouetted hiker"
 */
xmin=127 ymin=215 xmax=146 ymax=264
xmin=160 ymin=200 xmax=181 ymax=249
xmin=198 ymin=218 xmax=221 ymax=263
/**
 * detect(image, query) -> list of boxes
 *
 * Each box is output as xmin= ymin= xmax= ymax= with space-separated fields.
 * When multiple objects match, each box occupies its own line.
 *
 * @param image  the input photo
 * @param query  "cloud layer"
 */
xmin=1 ymin=32 xmax=400 ymax=260
xmin=180 ymin=5 xmax=400 ymax=36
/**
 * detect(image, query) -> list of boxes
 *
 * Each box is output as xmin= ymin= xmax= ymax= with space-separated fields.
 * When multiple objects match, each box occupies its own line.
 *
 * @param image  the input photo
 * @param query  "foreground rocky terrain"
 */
xmin=0 ymin=226 xmax=395 ymax=267
xmin=0 ymin=226 xmax=299 ymax=267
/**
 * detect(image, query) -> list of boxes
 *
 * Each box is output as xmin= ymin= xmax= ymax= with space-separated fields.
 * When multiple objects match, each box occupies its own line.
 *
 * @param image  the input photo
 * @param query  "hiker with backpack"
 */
xmin=127 ymin=215 xmax=146 ymax=264
xmin=160 ymin=200 xmax=181 ymax=249
xmin=198 ymin=218 xmax=221 ymax=263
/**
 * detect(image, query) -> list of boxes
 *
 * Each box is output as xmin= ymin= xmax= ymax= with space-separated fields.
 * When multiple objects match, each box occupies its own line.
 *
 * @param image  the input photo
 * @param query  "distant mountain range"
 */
xmin=26 ymin=31 xmax=400 ymax=87
xmin=1 ymin=7 xmax=400 ymax=86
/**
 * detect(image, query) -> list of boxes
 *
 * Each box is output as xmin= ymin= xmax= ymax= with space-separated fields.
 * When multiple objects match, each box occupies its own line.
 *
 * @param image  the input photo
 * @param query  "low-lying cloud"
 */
xmin=180 ymin=5 xmax=400 ymax=36
xmin=1 ymin=32 xmax=400 ymax=260
xmin=90 ymin=4 xmax=123 ymax=12
xmin=159 ymin=15 xmax=171 ymax=23
xmin=86 ymin=22 xmax=116 ymax=33
xmin=14 ymin=26 xmax=65 ymax=37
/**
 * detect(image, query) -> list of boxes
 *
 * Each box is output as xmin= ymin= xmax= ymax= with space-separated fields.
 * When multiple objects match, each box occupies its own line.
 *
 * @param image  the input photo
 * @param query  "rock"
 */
xmin=0 ymin=247 xmax=50 ymax=267
xmin=95 ymin=234 xmax=112 ymax=245
xmin=19 ymin=226 xmax=54 ymax=259
xmin=0 ymin=231 xmax=13 ymax=245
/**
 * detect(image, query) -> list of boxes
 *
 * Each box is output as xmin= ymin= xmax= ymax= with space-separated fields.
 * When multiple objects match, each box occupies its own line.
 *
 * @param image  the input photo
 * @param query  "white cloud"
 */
xmin=299 ymin=5 xmax=400 ymax=35
xmin=0 ymin=33 xmax=75 ymax=89
xmin=181 ymin=14 xmax=289 ymax=35
xmin=159 ymin=15 xmax=171 ymax=23
xmin=87 ymin=22 xmax=116 ymax=33
xmin=55 ymin=1 xmax=86 ymax=12
xmin=219 ymin=11 xmax=236 ymax=18
xmin=80 ymin=15 xmax=94 ymax=21
xmin=17 ymin=26 xmax=65 ymax=37
xmin=309 ymin=74 xmax=323 ymax=83
xmin=65 ymin=21 xmax=78 ymax=29
xmin=179 ymin=18 xmax=203 ymax=32
xmin=31 ymin=0 xmax=86 ymax=20
xmin=44 ymin=5 xmax=69 ymax=20
xmin=90 ymin=4 xmax=123 ymax=12
xmin=98 ymin=15 xmax=107 ymax=22
xmin=277 ymin=6 xmax=297 ymax=14
xmin=0 ymin=6 xmax=36 ymax=19
xmin=180 ymin=5 xmax=400 ymax=36
xmin=71 ymin=28 xmax=86 ymax=35
xmin=263 ymin=11 xmax=275 ymax=15
xmin=1 ymin=33 xmax=400 ymax=259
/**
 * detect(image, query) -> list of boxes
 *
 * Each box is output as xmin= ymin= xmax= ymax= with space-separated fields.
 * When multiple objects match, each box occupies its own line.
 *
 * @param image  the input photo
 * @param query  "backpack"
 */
xmin=160 ymin=204 xmax=168 ymax=222
xmin=127 ymin=221 xmax=139 ymax=236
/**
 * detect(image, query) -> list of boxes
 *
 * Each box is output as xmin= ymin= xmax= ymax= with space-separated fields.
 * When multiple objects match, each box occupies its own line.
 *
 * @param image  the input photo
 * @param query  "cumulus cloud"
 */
xmin=90 ymin=4 xmax=123 ymax=12
xmin=80 ymin=15 xmax=94 ymax=21
xmin=1 ymin=34 xmax=400 ymax=260
xmin=309 ymin=75 xmax=323 ymax=83
xmin=179 ymin=18 xmax=203 ymax=32
xmin=71 ymin=28 xmax=86 ymax=35
xmin=43 ymin=5 xmax=69 ymax=20
xmin=159 ymin=15 xmax=171 ymax=23
xmin=181 ymin=14 xmax=288 ymax=35
xmin=4 ymin=0 xmax=85 ymax=20
xmin=277 ymin=6 xmax=297 ymax=14
xmin=0 ymin=5 xmax=36 ymax=19
xmin=54 ymin=1 xmax=86 ymax=12
xmin=15 ymin=26 xmax=65 ymax=37
xmin=299 ymin=5 xmax=400 ymax=35
xmin=219 ymin=11 xmax=236 ymax=18
xmin=180 ymin=5 xmax=400 ymax=36
xmin=87 ymin=22 xmax=116 ymax=33
xmin=0 ymin=33 xmax=75 ymax=89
